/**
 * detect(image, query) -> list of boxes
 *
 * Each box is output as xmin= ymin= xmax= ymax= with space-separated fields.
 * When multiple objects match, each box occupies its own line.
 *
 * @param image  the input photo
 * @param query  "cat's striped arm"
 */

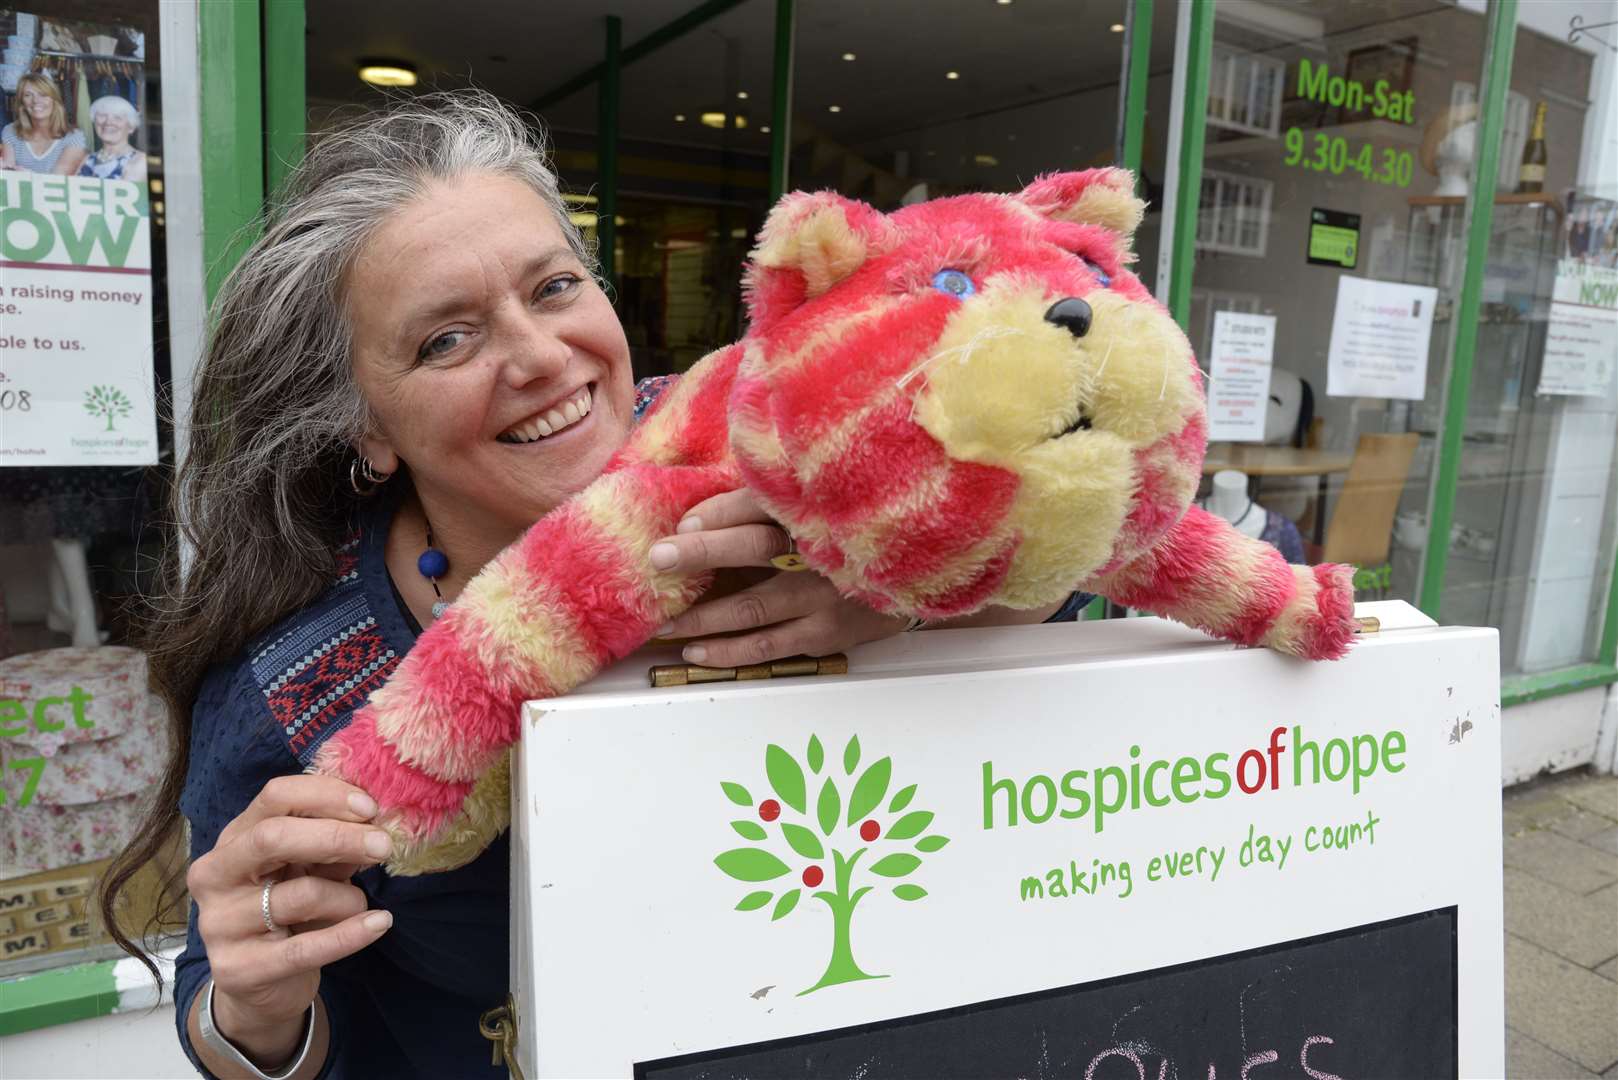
xmin=1086 ymin=504 xmax=1358 ymax=661
xmin=313 ymin=346 xmax=749 ymax=875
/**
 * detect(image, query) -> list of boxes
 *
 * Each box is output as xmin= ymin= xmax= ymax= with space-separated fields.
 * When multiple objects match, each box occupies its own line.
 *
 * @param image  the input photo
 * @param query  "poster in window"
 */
xmin=0 ymin=10 xmax=156 ymax=466
xmin=1538 ymin=193 xmax=1618 ymax=399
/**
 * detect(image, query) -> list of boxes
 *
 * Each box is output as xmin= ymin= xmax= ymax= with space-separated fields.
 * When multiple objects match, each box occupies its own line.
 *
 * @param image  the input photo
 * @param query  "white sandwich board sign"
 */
xmin=511 ymin=601 xmax=1502 ymax=1078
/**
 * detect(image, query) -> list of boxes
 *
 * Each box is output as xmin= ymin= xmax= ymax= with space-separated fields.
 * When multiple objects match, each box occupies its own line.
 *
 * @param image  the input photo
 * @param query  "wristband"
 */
xmin=198 ymin=979 xmax=315 ymax=1080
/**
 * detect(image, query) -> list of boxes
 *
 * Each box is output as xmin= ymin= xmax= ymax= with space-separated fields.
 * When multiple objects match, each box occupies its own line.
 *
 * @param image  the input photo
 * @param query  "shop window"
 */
xmin=1187 ymin=0 xmax=1617 ymax=677
xmin=1432 ymin=5 xmax=1618 ymax=677
xmin=1196 ymin=169 xmax=1273 ymax=256
xmin=1207 ymin=44 xmax=1285 ymax=138
xmin=0 ymin=0 xmax=189 ymax=979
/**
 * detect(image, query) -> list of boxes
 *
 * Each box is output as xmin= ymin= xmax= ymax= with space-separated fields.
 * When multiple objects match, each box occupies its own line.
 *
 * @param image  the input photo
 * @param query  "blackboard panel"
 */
xmin=636 ymin=907 xmax=1457 ymax=1080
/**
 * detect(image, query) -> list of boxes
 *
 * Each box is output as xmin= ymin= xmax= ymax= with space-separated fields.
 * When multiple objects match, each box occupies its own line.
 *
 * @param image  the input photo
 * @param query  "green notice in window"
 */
xmin=1308 ymin=208 xmax=1361 ymax=269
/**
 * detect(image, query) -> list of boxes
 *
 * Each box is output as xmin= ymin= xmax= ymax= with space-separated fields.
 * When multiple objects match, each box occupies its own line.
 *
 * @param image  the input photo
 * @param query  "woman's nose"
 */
xmin=502 ymin=316 xmax=572 ymax=387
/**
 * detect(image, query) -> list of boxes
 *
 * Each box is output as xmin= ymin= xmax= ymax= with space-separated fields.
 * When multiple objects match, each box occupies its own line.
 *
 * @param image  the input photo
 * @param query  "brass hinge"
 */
xmin=479 ymin=994 xmax=524 ymax=1079
xmin=650 ymin=652 xmax=849 ymax=688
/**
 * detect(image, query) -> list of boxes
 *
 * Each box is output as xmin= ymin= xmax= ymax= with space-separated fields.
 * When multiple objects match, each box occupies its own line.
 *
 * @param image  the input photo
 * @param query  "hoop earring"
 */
xmin=349 ymin=455 xmax=389 ymax=496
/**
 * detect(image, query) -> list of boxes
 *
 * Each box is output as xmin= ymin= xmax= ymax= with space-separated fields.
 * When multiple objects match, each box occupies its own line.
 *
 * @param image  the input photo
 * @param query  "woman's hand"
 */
xmin=648 ymin=490 xmax=908 ymax=667
xmin=185 ymin=776 xmax=393 ymax=1069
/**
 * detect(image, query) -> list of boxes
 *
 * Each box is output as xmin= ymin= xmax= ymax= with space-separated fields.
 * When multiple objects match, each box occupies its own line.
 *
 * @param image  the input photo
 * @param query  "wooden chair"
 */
xmin=1320 ymin=433 xmax=1422 ymax=571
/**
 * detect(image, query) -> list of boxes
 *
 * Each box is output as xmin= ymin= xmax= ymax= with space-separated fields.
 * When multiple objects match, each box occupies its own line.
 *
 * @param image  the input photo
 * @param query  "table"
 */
xmin=1203 ymin=444 xmax=1355 ymax=547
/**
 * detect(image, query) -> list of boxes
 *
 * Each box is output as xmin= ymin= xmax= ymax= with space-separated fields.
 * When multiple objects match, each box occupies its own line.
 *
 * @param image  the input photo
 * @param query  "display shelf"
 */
xmin=1400 ymin=194 xmax=1563 ymax=661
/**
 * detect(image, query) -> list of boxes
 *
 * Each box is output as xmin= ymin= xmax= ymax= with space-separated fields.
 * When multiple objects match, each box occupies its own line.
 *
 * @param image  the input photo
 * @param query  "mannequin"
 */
xmin=1206 ymin=469 xmax=1266 ymax=540
xmin=1420 ymin=104 xmax=1479 ymax=198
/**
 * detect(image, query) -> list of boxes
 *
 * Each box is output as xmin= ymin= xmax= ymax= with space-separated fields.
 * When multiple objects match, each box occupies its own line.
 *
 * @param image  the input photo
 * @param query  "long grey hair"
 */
xmin=102 ymin=89 xmax=591 ymax=978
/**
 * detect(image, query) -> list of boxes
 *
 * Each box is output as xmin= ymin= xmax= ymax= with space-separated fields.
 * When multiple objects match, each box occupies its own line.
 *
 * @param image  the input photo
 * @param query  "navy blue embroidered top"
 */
xmin=173 ymin=375 xmax=1086 ymax=1077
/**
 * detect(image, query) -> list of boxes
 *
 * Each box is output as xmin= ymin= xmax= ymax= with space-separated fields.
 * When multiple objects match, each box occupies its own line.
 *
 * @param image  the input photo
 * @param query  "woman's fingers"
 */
xmin=265 ymin=876 xmax=371 ymax=935
xmin=676 ymin=577 xmax=909 ymax=668
xmin=200 ymin=817 xmax=392 ymax=892
xmin=649 ymin=522 xmax=791 ymax=573
xmin=664 ymin=573 xmax=820 ymax=640
xmin=218 ymin=775 xmax=378 ymax=849
xmin=213 ymin=907 xmax=392 ymax=997
xmin=674 ymin=489 xmax=770 ymax=533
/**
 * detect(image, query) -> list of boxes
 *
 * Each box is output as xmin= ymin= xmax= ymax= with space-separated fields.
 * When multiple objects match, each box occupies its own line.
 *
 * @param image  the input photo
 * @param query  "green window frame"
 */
xmin=1160 ymin=0 xmax=1618 ymax=707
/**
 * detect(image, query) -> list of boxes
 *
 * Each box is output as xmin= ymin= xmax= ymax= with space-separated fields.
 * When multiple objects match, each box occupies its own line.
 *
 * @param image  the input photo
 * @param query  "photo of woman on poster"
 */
xmin=78 ymin=95 xmax=145 ymax=182
xmin=0 ymin=71 xmax=86 ymax=175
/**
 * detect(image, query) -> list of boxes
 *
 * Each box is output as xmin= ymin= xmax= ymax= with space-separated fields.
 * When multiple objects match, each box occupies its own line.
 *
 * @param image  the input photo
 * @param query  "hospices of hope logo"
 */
xmin=714 ymin=734 xmax=950 ymax=996
xmin=82 ymin=385 xmax=133 ymax=432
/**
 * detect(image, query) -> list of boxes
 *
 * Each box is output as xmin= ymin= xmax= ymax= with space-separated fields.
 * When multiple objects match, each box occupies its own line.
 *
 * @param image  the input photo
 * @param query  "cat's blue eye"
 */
xmin=1083 ymin=259 xmax=1112 ymax=288
xmin=932 ymin=269 xmax=976 ymax=298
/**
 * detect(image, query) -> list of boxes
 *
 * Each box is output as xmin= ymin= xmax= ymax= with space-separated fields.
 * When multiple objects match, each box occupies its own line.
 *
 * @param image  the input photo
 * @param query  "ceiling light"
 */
xmin=731 ymin=227 xmax=749 ymax=239
xmin=945 ymin=70 xmax=960 ymax=80
xmin=674 ymin=113 xmax=687 ymax=122
xmin=828 ymin=105 xmax=842 ymax=113
xmin=1110 ymin=22 xmax=1125 ymax=32
xmin=357 ymin=60 xmax=417 ymax=87
xmin=563 ymin=193 xmax=599 ymax=206
xmin=996 ymin=0 xmax=1013 ymax=5
xmin=569 ymin=211 xmax=598 ymax=228
xmin=974 ymin=153 xmax=999 ymax=167
xmin=760 ymin=125 xmax=772 ymax=133
xmin=736 ymin=91 xmax=749 ymax=100
xmin=842 ymin=52 xmax=856 ymax=61
xmin=701 ymin=111 xmax=728 ymax=128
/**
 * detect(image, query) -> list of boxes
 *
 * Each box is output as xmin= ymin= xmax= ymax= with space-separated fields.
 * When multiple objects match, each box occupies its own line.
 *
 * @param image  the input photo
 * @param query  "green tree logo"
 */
xmin=714 ymin=734 xmax=950 ymax=995
xmin=83 ymin=385 xmax=132 ymax=432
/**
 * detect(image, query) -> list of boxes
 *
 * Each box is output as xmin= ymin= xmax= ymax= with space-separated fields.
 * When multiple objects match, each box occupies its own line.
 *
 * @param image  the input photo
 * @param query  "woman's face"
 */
xmin=20 ymin=86 xmax=53 ymax=123
xmin=93 ymin=110 xmax=133 ymax=147
xmin=348 ymin=173 xmax=635 ymax=540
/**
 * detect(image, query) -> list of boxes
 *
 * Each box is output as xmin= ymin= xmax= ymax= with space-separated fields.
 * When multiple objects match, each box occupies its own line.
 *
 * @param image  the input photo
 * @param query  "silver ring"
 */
xmin=261 ymin=880 xmax=282 ymax=934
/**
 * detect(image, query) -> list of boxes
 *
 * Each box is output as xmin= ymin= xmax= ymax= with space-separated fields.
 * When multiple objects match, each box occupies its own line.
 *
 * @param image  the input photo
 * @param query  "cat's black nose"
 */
xmin=1044 ymin=297 xmax=1093 ymax=339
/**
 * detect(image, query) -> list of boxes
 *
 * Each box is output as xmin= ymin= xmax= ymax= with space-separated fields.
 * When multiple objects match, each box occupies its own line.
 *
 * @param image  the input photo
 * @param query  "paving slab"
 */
xmin=1503 ymin=869 xmax=1618 ymax=968
xmin=1598 ymin=956 xmax=1618 ymax=983
xmin=1504 ymin=828 xmax=1618 ymax=895
xmin=1509 ymin=1027 xmax=1600 ymax=1078
xmin=1505 ymin=934 xmax=1618 ymax=1073
xmin=1584 ymin=825 xmax=1618 ymax=857
xmin=1551 ymin=808 xmax=1618 ymax=842
xmin=1563 ymin=780 xmax=1618 ymax=822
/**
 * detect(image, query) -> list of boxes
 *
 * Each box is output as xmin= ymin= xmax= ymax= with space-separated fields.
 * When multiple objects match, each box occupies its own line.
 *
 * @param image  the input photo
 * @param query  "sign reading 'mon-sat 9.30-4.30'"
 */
xmin=1 ymin=171 xmax=157 ymax=466
xmin=513 ymin=607 xmax=1504 ymax=1079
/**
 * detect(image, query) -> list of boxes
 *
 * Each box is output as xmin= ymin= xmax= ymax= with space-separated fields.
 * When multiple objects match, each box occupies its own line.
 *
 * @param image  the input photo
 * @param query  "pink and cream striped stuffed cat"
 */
xmin=315 ymin=168 xmax=1358 ymax=875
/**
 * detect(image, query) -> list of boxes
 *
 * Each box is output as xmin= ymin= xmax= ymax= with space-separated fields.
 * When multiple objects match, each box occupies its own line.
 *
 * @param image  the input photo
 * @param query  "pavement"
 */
xmin=1502 ymin=768 xmax=1618 ymax=1078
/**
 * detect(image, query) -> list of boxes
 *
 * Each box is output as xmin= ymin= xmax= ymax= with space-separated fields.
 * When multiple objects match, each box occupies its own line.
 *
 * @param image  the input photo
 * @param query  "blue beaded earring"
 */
xmin=418 ymin=516 xmax=450 ymax=620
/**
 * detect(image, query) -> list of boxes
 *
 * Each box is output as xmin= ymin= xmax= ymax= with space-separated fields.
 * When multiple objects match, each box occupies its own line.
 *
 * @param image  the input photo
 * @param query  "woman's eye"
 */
xmin=537 ymin=274 xmax=581 ymax=301
xmin=1082 ymin=258 xmax=1112 ymax=288
xmin=931 ymin=269 xmax=976 ymax=299
xmin=418 ymin=330 xmax=466 ymax=359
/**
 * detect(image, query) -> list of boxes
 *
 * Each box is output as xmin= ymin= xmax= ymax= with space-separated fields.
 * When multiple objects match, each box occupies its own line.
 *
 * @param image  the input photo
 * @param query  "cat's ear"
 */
xmin=744 ymin=191 xmax=894 ymax=328
xmin=1017 ymin=169 xmax=1146 ymax=249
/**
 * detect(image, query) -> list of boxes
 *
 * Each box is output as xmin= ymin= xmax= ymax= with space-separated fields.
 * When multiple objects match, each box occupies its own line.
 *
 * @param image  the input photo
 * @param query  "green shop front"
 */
xmin=1 ymin=0 xmax=1615 ymax=1065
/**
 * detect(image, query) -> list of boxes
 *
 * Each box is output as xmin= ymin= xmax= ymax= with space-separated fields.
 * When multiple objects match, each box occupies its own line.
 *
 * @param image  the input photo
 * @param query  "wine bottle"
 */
xmin=1518 ymin=101 xmax=1547 ymax=194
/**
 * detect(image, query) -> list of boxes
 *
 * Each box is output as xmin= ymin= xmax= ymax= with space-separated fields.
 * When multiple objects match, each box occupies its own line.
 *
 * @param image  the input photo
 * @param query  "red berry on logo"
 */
xmin=860 ymin=820 xmax=880 ymax=842
xmin=759 ymin=799 xmax=780 ymax=822
xmin=802 ymin=866 xmax=824 ymax=887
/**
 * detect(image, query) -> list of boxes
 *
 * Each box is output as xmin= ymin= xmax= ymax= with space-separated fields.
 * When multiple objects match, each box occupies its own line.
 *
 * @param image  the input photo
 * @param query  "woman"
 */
xmin=0 ymin=72 xmax=87 ymax=175
xmin=78 ymin=95 xmax=147 ymax=183
xmin=102 ymin=90 xmax=1081 ymax=1079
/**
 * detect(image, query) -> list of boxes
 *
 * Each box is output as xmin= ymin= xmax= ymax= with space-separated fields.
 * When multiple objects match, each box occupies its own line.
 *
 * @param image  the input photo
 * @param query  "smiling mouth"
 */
xmin=496 ymin=384 xmax=594 ymax=444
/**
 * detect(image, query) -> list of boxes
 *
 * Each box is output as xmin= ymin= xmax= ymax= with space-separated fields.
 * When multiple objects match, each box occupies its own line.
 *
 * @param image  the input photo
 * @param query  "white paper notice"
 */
xmin=1206 ymin=311 xmax=1276 ymax=442
xmin=0 ymin=173 xmax=157 ymax=466
xmin=1325 ymin=276 xmax=1438 ymax=400
xmin=1539 ymin=264 xmax=1618 ymax=399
